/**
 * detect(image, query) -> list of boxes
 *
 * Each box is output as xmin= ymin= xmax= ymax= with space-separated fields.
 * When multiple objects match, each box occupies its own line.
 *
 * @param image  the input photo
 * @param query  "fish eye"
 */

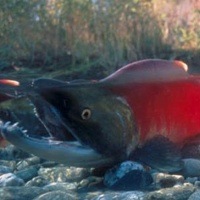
xmin=81 ymin=108 xmax=91 ymax=120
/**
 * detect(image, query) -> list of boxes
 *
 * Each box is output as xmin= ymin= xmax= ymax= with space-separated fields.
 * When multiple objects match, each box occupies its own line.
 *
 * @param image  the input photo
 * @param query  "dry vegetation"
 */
xmin=0 ymin=0 xmax=199 ymax=76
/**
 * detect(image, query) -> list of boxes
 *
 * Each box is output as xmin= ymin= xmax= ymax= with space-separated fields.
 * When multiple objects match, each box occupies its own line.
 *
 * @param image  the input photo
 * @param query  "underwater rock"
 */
xmin=0 ymin=165 xmax=12 ymax=174
xmin=25 ymin=176 xmax=49 ymax=187
xmin=0 ymin=173 xmax=24 ymax=186
xmin=33 ymin=190 xmax=77 ymax=200
xmin=186 ymin=177 xmax=198 ymax=184
xmin=78 ymin=176 xmax=103 ymax=190
xmin=188 ymin=190 xmax=200 ymax=200
xmin=0 ymin=160 xmax=16 ymax=170
xmin=152 ymin=173 xmax=184 ymax=189
xmin=38 ymin=166 xmax=90 ymax=182
xmin=103 ymin=161 xmax=153 ymax=190
xmin=0 ymin=145 xmax=30 ymax=160
xmin=16 ymin=156 xmax=42 ymax=171
xmin=144 ymin=183 xmax=195 ymax=200
xmin=15 ymin=165 xmax=39 ymax=182
xmin=182 ymin=158 xmax=200 ymax=177
xmin=0 ymin=146 xmax=199 ymax=199
xmin=40 ymin=161 xmax=59 ymax=168
xmin=91 ymin=191 xmax=145 ymax=200
xmin=0 ymin=186 xmax=49 ymax=200
xmin=44 ymin=182 xmax=78 ymax=191
xmin=194 ymin=181 xmax=200 ymax=188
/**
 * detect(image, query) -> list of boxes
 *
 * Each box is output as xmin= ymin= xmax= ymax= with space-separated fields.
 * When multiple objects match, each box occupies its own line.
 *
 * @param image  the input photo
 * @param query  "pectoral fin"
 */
xmin=130 ymin=135 xmax=183 ymax=172
xmin=181 ymin=135 xmax=200 ymax=159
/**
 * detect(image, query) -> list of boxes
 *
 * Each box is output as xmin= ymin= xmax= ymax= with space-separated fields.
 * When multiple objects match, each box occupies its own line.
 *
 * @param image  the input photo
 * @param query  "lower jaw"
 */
xmin=1 ymin=122 xmax=116 ymax=168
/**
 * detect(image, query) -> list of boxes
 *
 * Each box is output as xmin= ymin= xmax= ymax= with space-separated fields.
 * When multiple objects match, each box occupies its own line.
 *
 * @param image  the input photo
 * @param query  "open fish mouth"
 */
xmin=0 ymin=78 xmax=136 ymax=168
xmin=0 ymin=97 xmax=115 ymax=168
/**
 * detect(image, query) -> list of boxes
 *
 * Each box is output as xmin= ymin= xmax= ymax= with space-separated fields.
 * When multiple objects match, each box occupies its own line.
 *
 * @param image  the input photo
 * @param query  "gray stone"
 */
xmin=182 ymin=158 xmax=200 ymax=177
xmin=80 ymin=191 xmax=103 ymax=200
xmin=186 ymin=177 xmax=198 ymax=184
xmin=44 ymin=182 xmax=78 ymax=191
xmin=188 ymin=190 xmax=200 ymax=200
xmin=0 ymin=173 xmax=24 ymax=186
xmin=0 ymin=165 xmax=12 ymax=174
xmin=91 ymin=191 xmax=145 ymax=200
xmin=104 ymin=161 xmax=153 ymax=190
xmin=152 ymin=172 xmax=184 ymax=189
xmin=78 ymin=176 xmax=103 ymax=189
xmin=16 ymin=156 xmax=42 ymax=171
xmin=25 ymin=176 xmax=49 ymax=187
xmin=144 ymin=183 xmax=196 ymax=200
xmin=0 ymin=186 xmax=49 ymax=200
xmin=33 ymin=190 xmax=76 ymax=200
xmin=194 ymin=181 xmax=200 ymax=188
xmin=15 ymin=165 xmax=39 ymax=182
xmin=79 ymin=178 xmax=90 ymax=188
xmin=1 ymin=145 xmax=30 ymax=160
xmin=38 ymin=166 xmax=90 ymax=182
xmin=0 ymin=160 xmax=16 ymax=170
xmin=40 ymin=161 xmax=58 ymax=168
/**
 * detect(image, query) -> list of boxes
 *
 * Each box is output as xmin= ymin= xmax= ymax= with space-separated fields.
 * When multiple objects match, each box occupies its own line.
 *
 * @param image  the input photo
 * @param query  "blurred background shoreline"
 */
xmin=0 ymin=0 xmax=199 ymax=79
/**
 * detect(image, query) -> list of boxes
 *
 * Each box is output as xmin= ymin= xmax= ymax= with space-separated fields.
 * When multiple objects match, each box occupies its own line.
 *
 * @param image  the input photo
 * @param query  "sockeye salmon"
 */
xmin=0 ymin=59 xmax=200 ymax=172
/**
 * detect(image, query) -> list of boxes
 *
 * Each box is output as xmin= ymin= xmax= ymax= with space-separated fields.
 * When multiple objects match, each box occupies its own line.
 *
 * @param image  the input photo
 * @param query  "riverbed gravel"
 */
xmin=0 ymin=144 xmax=200 ymax=200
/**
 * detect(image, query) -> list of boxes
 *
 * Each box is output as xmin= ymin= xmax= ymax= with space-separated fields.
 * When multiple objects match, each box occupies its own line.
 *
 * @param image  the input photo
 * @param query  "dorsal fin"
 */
xmin=101 ymin=59 xmax=189 ymax=85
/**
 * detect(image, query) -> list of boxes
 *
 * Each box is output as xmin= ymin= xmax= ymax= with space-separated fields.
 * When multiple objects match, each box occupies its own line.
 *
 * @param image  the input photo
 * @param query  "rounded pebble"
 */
xmin=182 ymin=158 xmax=200 ymax=177
xmin=38 ymin=166 xmax=90 ymax=182
xmin=16 ymin=156 xmax=41 ymax=171
xmin=145 ymin=183 xmax=195 ymax=200
xmin=15 ymin=165 xmax=39 ymax=182
xmin=186 ymin=177 xmax=198 ymax=184
xmin=44 ymin=182 xmax=78 ymax=191
xmin=152 ymin=173 xmax=184 ymax=189
xmin=194 ymin=181 xmax=200 ymax=187
xmin=0 ymin=165 xmax=12 ymax=174
xmin=0 ymin=160 xmax=16 ymax=170
xmin=92 ymin=191 xmax=145 ymax=200
xmin=188 ymin=190 xmax=200 ymax=200
xmin=25 ymin=176 xmax=49 ymax=187
xmin=33 ymin=190 xmax=76 ymax=200
xmin=0 ymin=173 xmax=24 ymax=186
xmin=104 ymin=161 xmax=153 ymax=190
xmin=1 ymin=145 xmax=30 ymax=160
xmin=0 ymin=186 xmax=49 ymax=200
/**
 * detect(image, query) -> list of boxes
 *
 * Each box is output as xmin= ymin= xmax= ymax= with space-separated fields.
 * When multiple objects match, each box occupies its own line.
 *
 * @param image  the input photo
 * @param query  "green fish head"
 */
xmin=27 ymin=79 xmax=138 ymax=166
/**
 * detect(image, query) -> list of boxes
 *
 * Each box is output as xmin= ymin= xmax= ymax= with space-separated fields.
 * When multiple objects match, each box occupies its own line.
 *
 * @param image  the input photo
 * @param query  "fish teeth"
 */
xmin=33 ymin=108 xmax=38 ymax=115
xmin=28 ymin=100 xmax=35 ymax=108
xmin=18 ymin=126 xmax=28 ymax=135
xmin=1 ymin=121 xmax=29 ymax=137
xmin=18 ymin=127 xmax=29 ymax=137
xmin=22 ymin=129 xmax=27 ymax=133
xmin=12 ymin=122 xmax=19 ymax=128
xmin=4 ymin=121 xmax=11 ymax=127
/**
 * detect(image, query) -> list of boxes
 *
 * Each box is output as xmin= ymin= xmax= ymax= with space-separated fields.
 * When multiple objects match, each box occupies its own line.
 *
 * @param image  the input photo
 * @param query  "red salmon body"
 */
xmin=102 ymin=59 xmax=200 ymax=146
xmin=112 ymin=78 xmax=200 ymax=145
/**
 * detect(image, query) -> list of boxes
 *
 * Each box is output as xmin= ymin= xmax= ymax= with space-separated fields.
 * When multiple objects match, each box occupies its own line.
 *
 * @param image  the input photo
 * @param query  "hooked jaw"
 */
xmin=0 ymin=78 xmax=138 ymax=168
xmin=0 ymin=122 xmax=115 ymax=167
